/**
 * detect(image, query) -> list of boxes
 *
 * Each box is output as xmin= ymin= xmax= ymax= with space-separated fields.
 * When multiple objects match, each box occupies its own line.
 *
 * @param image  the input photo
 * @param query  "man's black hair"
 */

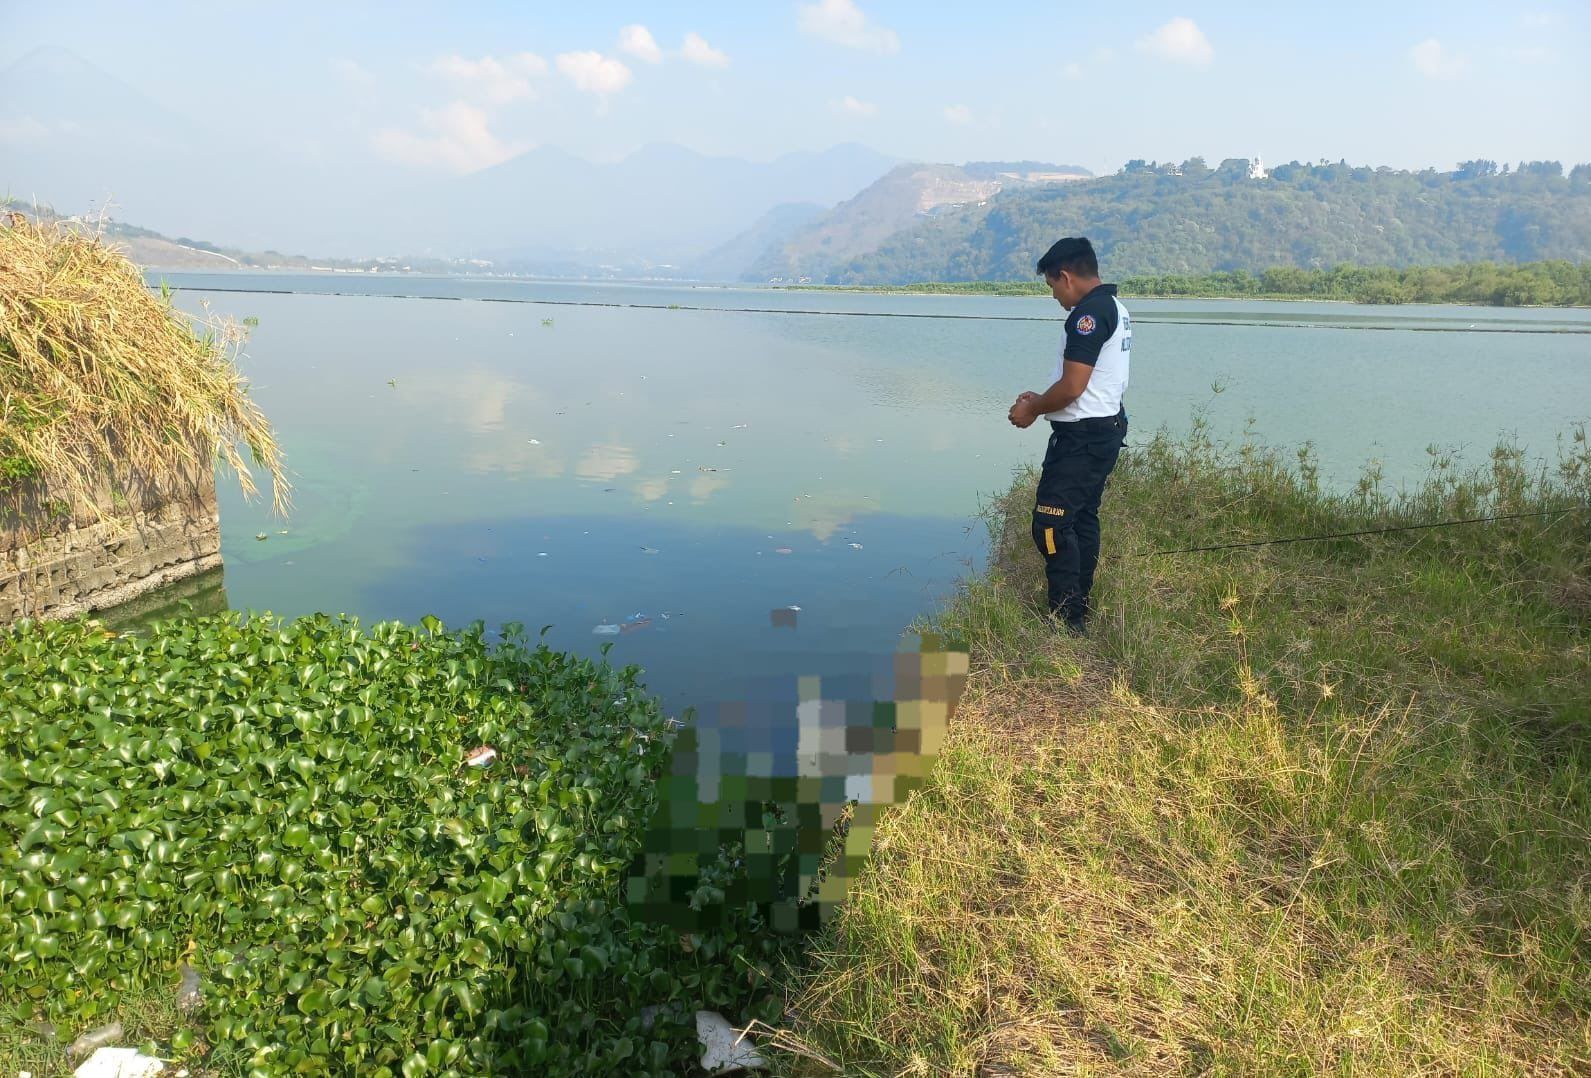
xmin=1035 ymin=236 xmax=1099 ymax=279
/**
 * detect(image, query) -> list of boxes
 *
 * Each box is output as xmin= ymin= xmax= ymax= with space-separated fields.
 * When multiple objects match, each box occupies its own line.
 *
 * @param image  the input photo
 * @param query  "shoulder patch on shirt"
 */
xmin=1075 ymin=314 xmax=1096 ymax=335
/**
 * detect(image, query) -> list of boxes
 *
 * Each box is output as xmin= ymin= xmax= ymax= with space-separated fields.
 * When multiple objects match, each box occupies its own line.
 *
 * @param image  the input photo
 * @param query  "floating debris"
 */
xmin=254 ymin=532 xmax=267 ymax=541
xmin=69 ymin=1022 xmax=124 ymax=1060
xmin=593 ymin=623 xmax=621 ymax=635
xmin=640 ymin=546 xmax=660 ymax=555
xmin=537 ymin=552 xmax=549 ymax=557
xmin=527 ymin=438 xmax=541 ymax=445
xmin=387 ymin=379 xmax=397 ymax=388
xmin=464 ymin=746 xmax=497 ymax=768
xmin=542 ymin=318 xmax=554 ymax=327
xmin=731 ymin=423 xmax=748 ymax=429
xmin=774 ymin=547 xmax=793 ymax=556
xmin=176 ymin=963 xmax=202 ymax=1013
xmin=621 ymin=613 xmax=653 ymax=634
xmin=73 ymin=1047 xmax=163 ymax=1078
xmin=697 ymin=1010 xmax=766 ymax=1074
xmin=849 ymin=542 xmax=864 ymax=550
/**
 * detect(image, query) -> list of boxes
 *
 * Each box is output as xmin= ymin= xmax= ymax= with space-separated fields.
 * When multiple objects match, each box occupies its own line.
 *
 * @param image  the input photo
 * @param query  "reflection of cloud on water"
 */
xmin=406 ymin=367 xmax=540 ymax=432
xmin=690 ymin=473 xmax=729 ymax=503
xmin=636 ymin=476 xmax=671 ymax=502
xmin=804 ymin=503 xmax=855 ymax=543
xmin=465 ymin=441 xmax=566 ymax=479
xmin=577 ymin=443 xmax=640 ymax=482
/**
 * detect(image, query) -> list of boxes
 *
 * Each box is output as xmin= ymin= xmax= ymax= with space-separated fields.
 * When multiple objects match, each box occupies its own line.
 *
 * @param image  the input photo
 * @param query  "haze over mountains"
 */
xmin=0 ymin=47 xmax=899 ymax=271
xmin=6 ymin=47 xmax=1588 ymax=284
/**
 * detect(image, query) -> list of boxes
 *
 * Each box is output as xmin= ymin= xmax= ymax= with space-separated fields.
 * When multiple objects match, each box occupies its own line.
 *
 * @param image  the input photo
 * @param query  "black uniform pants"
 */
xmin=1031 ymin=410 xmax=1127 ymax=622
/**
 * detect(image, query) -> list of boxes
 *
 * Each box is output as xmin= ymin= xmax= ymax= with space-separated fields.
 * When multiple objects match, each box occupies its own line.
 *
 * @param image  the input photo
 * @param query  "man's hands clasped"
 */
xmin=1008 ymin=391 xmax=1040 ymax=429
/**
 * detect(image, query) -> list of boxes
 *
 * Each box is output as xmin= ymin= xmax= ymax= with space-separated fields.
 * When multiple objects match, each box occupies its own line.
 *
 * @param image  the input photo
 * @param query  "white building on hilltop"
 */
xmin=1248 ymin=155 xmax=1268 ymax=179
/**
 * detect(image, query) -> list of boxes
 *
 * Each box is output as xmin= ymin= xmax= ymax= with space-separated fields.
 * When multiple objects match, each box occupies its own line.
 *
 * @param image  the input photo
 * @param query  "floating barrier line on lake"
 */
xmin=164 ymin=285 xmax=1591 ymax=334
xmin=1140 ymin=504 xmax=1589 ymax=557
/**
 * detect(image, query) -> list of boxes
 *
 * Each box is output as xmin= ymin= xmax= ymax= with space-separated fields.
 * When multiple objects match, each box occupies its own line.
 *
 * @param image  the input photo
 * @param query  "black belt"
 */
xmin=1051 ymin=408 xmax=1125 ymax=431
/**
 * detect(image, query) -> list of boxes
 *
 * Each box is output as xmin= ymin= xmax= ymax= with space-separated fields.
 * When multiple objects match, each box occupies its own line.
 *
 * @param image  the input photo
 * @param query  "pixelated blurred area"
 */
xmin=625 ymin=633 xmax=968 ymax=934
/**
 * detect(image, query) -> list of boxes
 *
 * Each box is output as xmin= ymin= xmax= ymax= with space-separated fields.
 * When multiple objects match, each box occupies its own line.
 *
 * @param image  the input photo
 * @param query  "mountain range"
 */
xmin=742 ymin=160 xmax=1091 ymax=283
xmin=829 ymin=158 xmax=1591 ymax=284
xmin=7 ymin=47 xmax=1587 ymax=284
xmin=0 ymin=46 xmax=897 ymax=268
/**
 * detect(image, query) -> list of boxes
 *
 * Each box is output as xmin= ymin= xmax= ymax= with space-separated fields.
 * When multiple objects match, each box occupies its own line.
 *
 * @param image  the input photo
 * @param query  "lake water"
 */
xmin=119 ymin=272 xmax=1591 ymax=719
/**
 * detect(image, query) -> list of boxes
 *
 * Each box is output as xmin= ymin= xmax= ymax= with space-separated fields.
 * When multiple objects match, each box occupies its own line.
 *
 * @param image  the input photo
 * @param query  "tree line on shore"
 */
xmin=826 ymin=260 xmax=1591 ymax=307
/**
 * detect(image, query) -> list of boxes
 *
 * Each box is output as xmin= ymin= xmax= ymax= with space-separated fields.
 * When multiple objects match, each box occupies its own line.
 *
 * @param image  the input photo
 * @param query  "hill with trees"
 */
xmin=805 ymin=159 xmax=1591 ymax=285
xmin=745 ymin=161 xmax=1090 ymax=283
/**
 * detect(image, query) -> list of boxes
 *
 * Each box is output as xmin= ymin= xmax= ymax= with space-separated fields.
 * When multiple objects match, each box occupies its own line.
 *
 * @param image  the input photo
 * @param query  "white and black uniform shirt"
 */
xmin=1043 ymin=282 xmax=1131 ymax=422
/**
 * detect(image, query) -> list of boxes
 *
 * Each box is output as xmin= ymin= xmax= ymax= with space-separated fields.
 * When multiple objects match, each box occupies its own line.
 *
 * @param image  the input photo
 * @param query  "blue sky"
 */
xmin=5 ymin=1 xmax=1589 ymax=175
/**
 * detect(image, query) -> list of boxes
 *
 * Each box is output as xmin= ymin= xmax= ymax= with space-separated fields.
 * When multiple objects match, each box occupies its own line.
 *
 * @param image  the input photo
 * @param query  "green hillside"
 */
xmin=830 ymin=159 xmax=1591 ymax=284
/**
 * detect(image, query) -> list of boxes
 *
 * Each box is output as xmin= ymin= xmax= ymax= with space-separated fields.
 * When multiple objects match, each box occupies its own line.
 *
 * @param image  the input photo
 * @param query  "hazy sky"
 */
xmin=5 ymin=1 xmax=1589 ymax=176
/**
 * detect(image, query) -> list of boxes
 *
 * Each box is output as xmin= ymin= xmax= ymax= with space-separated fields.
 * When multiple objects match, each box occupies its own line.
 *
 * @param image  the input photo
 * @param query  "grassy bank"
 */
xmin=789 ymin=259 xmax=1591 ymax=307
xmin=769 ymin=422 xmax=1590 ymax=1074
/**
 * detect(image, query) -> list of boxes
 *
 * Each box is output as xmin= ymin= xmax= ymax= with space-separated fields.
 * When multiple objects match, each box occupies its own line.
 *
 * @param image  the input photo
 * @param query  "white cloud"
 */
xmin=681 ymin=31 xmax=730 ymax=68
xmin=618 ymin=24 xmax=663 ymax=64
xmin=831 ymin=95 xmax=878 ymax=117
xmin=429 ymin=53 xmax=548 ymax=104
xmin=556 ymin=51 xmax=634 ymax=97
xmin=334 ymin=58 xmax=376 ymax=88
xmin=371 ymin=101 xmax=529 ymax=173
xmin=1062 ymin=62 xmax=1083 ymax=80
xmin=798 ymin=0 xmax=900 ymax=54
xmin=1410 ymin=38 xmax=1469 ymax=79
xmin=943 ymin=104 xmax=972 ymax=126
xmin=1135 ymin=17 xmax=1214 ymax=66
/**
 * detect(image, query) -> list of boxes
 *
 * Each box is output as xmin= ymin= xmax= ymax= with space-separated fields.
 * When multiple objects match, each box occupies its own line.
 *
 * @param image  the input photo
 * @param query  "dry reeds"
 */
xmin=0 ymin=212 xmax=288 ymax=521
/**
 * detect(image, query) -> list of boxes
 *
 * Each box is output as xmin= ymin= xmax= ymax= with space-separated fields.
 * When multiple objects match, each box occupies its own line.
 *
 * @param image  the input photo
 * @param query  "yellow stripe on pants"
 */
xmin=1044 ymin=527 xmax=1056 ymax=555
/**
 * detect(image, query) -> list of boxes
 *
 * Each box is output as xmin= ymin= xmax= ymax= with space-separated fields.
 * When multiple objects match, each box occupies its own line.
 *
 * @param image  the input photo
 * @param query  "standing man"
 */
xmin=1008 ymin=237 xmax=1131 ymax=636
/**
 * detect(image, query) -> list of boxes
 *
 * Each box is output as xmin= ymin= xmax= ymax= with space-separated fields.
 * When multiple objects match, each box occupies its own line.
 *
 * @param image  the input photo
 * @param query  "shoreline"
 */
xmin=138 ymin=266 xmax=1591 ymax=312
xmin=779 ymin=284 xmax=1591 ymax=310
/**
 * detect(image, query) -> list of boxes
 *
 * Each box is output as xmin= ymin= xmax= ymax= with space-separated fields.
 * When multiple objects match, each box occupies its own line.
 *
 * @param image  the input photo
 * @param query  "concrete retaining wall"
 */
xmin=1 ymin=456 xmax=220 ymax=625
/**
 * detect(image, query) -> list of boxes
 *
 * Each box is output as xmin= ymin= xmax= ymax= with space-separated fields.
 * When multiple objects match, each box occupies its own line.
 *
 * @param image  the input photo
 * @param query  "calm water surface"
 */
xmin=122 ymin=272 xmax=1591 ymax=718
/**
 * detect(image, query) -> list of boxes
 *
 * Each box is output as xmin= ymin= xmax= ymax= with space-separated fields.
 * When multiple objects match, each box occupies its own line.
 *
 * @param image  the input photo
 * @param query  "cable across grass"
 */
xmin=769 ymin=422 xmax=1590 ymax=1075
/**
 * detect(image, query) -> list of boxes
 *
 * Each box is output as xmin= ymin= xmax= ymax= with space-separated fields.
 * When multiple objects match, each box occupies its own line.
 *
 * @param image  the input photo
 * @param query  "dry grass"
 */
xmin=765 ymin=427 xmax=1591 ymax=1076
xmin=0 ymin=212 xmax=287 ymax=519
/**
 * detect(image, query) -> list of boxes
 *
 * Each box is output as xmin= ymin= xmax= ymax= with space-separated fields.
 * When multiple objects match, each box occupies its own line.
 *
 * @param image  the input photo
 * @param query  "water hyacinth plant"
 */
xmin=0 ymin=614 xmax=797 ymax=1074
